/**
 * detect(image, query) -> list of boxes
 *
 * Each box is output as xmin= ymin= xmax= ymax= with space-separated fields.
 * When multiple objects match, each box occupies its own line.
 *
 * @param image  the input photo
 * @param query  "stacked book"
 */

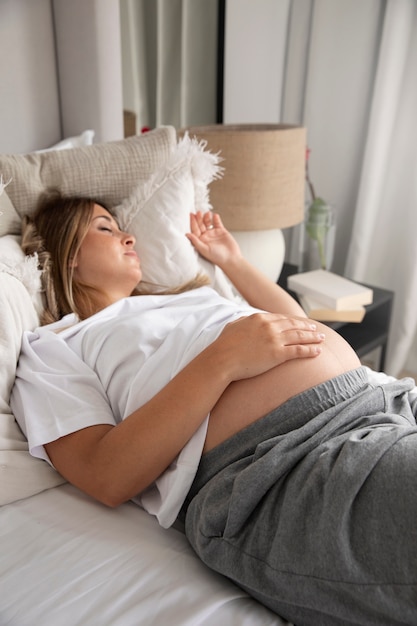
xmin=288 ymin=269 xmax=373 ymax=323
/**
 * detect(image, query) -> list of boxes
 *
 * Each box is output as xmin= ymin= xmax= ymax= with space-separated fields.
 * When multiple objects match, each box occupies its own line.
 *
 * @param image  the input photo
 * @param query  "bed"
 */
xmin=1 ymin=124 xmax=416 ymax=626
xmin=1 ymin=4 xmax=416 ymax=624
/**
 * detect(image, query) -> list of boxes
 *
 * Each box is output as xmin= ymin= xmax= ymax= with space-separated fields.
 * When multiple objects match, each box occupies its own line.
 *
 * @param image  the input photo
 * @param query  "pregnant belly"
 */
xmin=204 ymin=322 xmax=361 ymax=452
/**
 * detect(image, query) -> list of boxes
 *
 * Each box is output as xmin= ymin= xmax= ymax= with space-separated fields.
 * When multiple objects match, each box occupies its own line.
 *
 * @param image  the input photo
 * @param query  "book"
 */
xmin=287 ymin=269 xmax=373 ymax=310
xmin=299 ymin=294 xmax=366 ymax=323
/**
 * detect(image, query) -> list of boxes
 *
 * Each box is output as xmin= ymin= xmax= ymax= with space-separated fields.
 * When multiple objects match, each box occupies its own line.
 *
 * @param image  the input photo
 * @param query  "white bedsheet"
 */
xmin=0 ymin=483 xmax=287 ymax=626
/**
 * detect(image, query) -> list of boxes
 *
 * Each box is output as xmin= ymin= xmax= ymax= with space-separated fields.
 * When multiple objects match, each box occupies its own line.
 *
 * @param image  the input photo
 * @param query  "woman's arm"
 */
xmin=45 ymin=313 xmax=324 ymax=507
xmin=187 ymin=211 xmax=306 ymax=316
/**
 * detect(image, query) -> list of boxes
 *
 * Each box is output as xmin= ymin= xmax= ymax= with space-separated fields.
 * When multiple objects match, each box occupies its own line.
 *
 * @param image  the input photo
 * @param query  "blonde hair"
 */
xmin=22 ymin=191 xmax=209 ymax=324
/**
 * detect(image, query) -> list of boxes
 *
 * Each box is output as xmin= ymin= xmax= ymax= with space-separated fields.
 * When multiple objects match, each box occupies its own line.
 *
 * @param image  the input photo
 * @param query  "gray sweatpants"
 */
xmin=182 ymin=367 xmax=417 ymax=626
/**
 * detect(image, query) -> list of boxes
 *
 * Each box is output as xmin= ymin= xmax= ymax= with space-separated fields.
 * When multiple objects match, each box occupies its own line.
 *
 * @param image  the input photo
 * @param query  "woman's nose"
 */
xmin=123 ymin=231 xmax=136 ymax=246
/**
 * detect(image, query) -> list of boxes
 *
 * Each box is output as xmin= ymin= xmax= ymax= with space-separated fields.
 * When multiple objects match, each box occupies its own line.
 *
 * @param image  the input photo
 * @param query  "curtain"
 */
xmin=281 ymin=0 xmax=416 ymax=376
xmin=119 ymin=0 xmax=220 ymax=130
xmin=345 ymin=0 xmax=417 ymax=375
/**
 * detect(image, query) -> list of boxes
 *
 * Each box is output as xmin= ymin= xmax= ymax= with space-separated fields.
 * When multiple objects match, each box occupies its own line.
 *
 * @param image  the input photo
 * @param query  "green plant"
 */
xmin=305 ymin=148 xmax=331 ymax=269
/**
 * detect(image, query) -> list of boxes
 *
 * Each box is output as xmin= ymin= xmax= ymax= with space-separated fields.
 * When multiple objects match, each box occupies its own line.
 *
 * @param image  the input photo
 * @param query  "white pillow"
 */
xmin=115 ymin=133 xmax=238 ymax=299
xmin=35 ymin=129 xmax=95 ymax=153
xmin=0 ymin=267 xmax=66 ymax=506
xmin=0 ymin=235 xmax=43 ymax=313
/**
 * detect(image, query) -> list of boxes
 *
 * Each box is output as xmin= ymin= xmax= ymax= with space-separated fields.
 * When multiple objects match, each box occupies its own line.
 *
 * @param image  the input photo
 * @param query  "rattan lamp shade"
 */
xmin=180 ymin=124 xmax=306 ymax=231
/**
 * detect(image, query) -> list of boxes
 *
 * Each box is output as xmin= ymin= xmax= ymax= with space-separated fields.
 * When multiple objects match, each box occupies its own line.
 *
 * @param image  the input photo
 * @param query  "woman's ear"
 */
xmin=68 ymin=257 xmax=78 ymax=268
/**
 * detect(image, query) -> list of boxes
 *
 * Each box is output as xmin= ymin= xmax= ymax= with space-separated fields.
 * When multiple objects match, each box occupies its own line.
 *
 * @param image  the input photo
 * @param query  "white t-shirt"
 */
xmin=11 ymin=287 xmax=256 ymax=527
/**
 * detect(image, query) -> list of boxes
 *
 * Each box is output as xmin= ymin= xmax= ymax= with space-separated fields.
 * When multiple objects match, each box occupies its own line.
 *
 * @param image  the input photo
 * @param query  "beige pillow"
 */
xmin=0 ymin=130 xmax=94 ymax=236
xmin=0 ymin=126 xmax=177 ymax=220
xmin=0 ymin=189 xmax=21 ymax=237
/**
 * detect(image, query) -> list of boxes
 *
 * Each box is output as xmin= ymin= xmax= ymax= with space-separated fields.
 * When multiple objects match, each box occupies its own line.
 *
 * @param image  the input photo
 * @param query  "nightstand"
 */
xmin=278 ymin=263 xmax=394 ymax=371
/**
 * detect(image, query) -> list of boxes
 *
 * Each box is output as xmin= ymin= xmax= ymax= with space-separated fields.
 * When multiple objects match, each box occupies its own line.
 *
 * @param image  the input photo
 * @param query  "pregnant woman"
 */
xmin=12 ymin=192 xmax=417 ymax=625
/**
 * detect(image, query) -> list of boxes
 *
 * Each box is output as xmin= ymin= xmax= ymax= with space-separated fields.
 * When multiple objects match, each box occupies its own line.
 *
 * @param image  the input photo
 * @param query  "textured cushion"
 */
xmin=0 ymin=189 xmax=21 ymax=237
xmin=0 ymin=131 xmax=95 ymax=236
xmin=0 ymin=126 xmax=177 ymax=220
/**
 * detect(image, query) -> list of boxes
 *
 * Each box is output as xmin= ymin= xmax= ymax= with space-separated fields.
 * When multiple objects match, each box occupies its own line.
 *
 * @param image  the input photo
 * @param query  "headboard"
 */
xmin=0 ymin=0 xmax=124 ymax=154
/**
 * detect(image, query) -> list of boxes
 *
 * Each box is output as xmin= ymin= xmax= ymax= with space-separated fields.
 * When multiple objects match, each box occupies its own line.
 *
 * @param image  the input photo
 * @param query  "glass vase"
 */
xmin=299 ymin=202 xmax=336 ymax=272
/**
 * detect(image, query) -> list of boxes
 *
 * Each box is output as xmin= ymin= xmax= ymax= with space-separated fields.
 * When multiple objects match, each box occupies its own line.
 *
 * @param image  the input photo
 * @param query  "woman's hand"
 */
xmin=186 ymin=210 xmax=241 ymax=267
xmin=186 ymin=210 xmax=308 ymax=318
xmin=214 ymin=312 xmax=325 ymax=382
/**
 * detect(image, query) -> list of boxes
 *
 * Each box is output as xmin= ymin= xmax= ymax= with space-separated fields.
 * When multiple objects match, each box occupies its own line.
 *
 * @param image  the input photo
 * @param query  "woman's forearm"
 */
xmin=46 ymin=341 xmax=232 ymax=507
xmin=219 ymin=255 xmax=306 ymax=317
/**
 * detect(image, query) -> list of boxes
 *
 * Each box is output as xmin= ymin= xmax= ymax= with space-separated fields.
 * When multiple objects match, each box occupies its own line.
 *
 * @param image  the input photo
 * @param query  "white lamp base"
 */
xmin=230 ymin=228 xmax=285 ymax=283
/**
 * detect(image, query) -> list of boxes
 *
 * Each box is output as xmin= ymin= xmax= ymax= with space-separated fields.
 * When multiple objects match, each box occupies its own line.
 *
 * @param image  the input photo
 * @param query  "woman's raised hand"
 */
xmin=215 ymin=313 xmax=325 ymax=382
xmin=186 ymin=211 xmax=241 ymax=267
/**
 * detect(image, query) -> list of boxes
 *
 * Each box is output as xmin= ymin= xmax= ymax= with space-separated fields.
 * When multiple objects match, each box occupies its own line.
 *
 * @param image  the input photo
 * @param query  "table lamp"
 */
xmin=180 ymin=123 xmax=306 ymax=281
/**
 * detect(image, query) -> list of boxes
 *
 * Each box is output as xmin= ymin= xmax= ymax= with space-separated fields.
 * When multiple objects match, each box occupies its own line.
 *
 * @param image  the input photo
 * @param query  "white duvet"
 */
xmin=0 ymin=483 xmax=286 ymax=626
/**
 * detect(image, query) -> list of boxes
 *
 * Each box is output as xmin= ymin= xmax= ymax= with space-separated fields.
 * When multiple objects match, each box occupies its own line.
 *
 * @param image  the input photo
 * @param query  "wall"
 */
xmin=223 ymin=0 xmax=291 ymax=123
xmin=0 ymin=0 xmax=61 ymax=153
xmin=0 ymin=0 xmax=124 ymax=154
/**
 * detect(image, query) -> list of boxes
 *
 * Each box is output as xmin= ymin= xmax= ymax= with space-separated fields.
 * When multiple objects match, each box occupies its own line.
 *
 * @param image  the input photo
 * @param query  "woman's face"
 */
xmin=72 ymin=204 xmax=141 ymax=301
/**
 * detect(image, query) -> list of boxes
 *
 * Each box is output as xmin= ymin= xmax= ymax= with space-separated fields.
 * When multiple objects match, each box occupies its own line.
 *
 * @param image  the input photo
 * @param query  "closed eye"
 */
xmin=92 ymin=213 xmax=120 ymax=234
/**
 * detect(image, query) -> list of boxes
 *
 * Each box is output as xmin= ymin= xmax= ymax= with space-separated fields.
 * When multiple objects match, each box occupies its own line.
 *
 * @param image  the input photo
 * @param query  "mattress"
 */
xmin=0 ymin=483 xmax=287 ymax=625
